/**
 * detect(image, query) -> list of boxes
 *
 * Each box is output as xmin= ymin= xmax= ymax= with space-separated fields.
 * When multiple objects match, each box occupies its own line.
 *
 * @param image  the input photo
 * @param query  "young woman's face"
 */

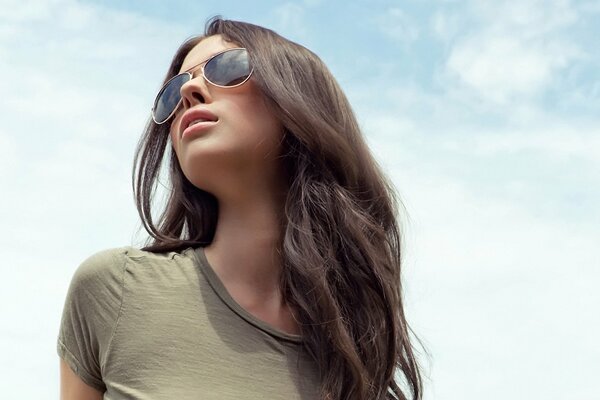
xmin=169 ymin=34 xmax=286 ymax=199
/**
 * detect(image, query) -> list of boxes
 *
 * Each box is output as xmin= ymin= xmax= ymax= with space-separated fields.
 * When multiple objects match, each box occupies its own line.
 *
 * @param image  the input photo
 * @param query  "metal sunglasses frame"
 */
xmin=151 ymin=47 xmax=254 ymax=124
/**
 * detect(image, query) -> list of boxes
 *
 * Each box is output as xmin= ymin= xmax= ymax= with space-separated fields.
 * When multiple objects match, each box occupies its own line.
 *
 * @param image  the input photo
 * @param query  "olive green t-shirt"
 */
xmin=57 ymin=246 xmax=320 ymax=399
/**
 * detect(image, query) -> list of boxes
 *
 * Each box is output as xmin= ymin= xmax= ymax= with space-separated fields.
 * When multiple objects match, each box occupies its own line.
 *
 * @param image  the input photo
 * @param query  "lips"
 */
xmin=180 ymin=108 xmax=219 ymax=138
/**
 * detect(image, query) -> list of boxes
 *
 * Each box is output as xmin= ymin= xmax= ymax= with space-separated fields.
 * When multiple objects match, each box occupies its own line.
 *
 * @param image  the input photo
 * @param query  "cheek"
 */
xmin=230 ymin=97 xmax=283 ymax=143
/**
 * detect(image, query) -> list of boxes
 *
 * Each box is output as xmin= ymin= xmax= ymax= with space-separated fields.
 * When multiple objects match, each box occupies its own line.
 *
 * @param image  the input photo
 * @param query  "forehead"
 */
xmin=179 ymin=34 xmax=240 ymax=73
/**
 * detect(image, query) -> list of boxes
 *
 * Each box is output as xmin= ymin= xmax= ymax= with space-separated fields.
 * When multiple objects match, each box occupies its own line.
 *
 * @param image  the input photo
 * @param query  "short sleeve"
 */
xmin=57 ymin=247 xmax=129 ymax=392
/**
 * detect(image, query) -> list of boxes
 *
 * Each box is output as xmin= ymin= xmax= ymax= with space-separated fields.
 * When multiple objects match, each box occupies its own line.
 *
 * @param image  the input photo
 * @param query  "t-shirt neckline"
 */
xmin=191 ymin=246 xmax=303 ymax=344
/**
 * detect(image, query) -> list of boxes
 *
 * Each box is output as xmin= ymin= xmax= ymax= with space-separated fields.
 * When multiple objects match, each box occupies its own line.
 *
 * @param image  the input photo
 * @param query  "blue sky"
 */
xmin=1 ymin=0 xmax=598 ymax=398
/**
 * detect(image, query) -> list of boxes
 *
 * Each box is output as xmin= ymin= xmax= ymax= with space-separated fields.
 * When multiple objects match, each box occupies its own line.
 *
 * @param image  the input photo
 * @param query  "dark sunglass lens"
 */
xmin=204 ymin=49 xmax=251 ymax=86
xmin=153 ymin=73 xmax=189 ymax=123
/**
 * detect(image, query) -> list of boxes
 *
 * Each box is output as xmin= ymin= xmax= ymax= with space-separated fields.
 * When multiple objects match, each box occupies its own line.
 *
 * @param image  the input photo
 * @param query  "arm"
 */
xmin=60 ymin=358 xmax=104 ymax=400
xmin=57 ymin=247 xmax=128 ymax=399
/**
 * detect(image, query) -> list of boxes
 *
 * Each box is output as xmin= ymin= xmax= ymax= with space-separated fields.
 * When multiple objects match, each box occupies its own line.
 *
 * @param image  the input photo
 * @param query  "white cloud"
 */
xmin=0 ymin=3 xmax=190 ymax=395
xmin=438 ymin=0 xmax=585 ymax=104
xmin=447 ymin=35 xmax=577 ymax=103
xmin=580 ymin=0 xmax=600 ymax=13
xmin=430 ymin=10 xmax=461 ymax=42
xmin=375 ymin=7 xmax=419 ymax=44
xmin=472 ymin=0 xmax=578 ymax=35
xmin=377 ymin=141 xmax=600 ymax=398
xmin=467 ymin=123 xmax=600 ymax=164
xmin=2 ymin=1 xmax=599 ymax=399
xmin=0 ymin=0 xmax=63 ymax=22
xmin=0 ymin=131 xmax=17 ymax=179
xmin=271 ymin=3 xmax=308 ymax=39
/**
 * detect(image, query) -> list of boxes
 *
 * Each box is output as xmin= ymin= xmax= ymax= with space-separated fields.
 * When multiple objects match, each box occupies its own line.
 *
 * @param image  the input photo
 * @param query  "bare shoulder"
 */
xmin=60 ymin=358 xmax=103 ymax=400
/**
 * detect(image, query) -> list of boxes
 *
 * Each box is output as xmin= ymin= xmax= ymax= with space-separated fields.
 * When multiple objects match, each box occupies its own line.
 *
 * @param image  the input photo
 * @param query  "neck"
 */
xmin=203 ymin=192 xmax=287 ymax=309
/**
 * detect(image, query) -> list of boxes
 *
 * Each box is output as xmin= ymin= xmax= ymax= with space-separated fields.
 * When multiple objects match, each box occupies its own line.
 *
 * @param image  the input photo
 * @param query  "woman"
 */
xmin=57 ymin=16 xmax=424 ymax=400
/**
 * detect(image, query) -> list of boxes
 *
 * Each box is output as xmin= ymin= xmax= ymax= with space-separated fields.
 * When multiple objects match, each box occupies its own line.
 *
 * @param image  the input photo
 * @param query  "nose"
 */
xmin=180 ymin=71 xmax=211 ymax=110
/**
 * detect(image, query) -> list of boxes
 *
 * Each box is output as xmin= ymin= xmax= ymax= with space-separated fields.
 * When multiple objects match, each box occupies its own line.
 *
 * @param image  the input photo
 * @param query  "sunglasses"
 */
xmin=151 ymin=47 xmax=253 ymax=124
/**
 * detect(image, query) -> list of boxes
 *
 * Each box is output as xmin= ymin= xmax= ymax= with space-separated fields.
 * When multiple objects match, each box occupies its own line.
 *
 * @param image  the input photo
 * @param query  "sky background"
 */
xmin=1 ymin=0 xmax=599 ymax=398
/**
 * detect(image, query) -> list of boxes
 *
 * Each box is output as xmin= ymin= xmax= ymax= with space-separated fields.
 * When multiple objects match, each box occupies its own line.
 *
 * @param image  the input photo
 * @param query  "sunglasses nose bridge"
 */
xmin=179 ymin=70 xmax=210 ymax=109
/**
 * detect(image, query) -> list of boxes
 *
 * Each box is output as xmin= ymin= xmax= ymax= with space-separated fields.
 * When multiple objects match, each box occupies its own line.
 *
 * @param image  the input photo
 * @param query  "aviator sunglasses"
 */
xmin=151 ymin=47 xmax=253 ymax=124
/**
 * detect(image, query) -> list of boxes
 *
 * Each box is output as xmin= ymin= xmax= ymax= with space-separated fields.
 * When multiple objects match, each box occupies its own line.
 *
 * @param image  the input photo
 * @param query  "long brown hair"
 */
xmin=133 ymin=16 xmax=425 ymax=400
